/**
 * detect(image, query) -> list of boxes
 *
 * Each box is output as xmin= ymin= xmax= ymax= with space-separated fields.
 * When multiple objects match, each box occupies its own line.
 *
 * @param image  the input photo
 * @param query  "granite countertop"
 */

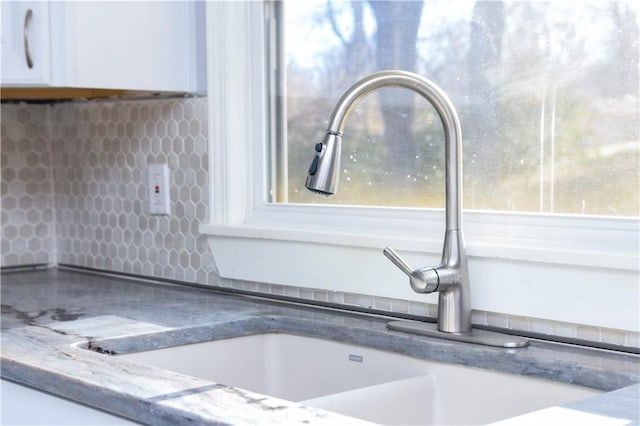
xmin=1 ymin=268 xmax=639 ymax=425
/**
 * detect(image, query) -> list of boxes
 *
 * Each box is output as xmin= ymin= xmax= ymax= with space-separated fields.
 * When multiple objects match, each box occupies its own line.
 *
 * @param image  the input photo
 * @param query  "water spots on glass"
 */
xmin=285 ymin=0 xmax=640 ymax=213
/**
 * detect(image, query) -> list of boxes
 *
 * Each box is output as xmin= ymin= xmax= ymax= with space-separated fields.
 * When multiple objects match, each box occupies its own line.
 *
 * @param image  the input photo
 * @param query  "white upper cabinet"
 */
xmin=1 ymin=1 xmax=204 ymax=93
xmin=1 ymin=2 xmax=51 ymax=86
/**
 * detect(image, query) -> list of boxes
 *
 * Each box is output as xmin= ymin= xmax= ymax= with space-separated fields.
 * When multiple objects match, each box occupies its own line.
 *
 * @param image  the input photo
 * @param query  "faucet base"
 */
xmin=387 ymin=320 xmax=528 ymax=348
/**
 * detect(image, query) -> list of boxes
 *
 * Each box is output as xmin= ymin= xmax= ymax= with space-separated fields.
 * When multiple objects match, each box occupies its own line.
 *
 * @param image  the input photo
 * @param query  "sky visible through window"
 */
xmin=275 ymin=0 xmax=639 ymax=217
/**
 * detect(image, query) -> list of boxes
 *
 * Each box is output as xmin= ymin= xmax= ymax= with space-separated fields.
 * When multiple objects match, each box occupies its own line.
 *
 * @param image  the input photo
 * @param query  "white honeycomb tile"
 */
xmin=42 ymin=97 xmax=215 ymax=284
xmin=1 ymin=103 xmax=56 ymax=267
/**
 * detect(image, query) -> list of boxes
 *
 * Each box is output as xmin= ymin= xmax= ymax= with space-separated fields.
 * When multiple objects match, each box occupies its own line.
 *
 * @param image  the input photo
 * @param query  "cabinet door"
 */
xmin=61 ymin=2 xmax=203 ymax=92
xmin=1 ymin=1 xmax=51 ymax=86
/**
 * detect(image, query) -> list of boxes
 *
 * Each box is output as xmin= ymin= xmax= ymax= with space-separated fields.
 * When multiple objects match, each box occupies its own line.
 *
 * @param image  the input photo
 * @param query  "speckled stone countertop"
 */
xmin=1 ymin=269 xmax=639 ymax=425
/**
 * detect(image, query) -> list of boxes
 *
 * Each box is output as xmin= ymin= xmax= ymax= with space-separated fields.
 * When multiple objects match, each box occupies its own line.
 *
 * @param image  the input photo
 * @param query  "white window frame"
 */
xmin=200 ymin=1 xmax=639 ymax=331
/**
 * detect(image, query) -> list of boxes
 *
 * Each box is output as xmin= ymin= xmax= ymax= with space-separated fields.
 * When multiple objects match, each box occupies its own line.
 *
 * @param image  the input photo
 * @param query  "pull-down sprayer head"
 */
xmin=305 ymin=132 xmax=342 ymax=196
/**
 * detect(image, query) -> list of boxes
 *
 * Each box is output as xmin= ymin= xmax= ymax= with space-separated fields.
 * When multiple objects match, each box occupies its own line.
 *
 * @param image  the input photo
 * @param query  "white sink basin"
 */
xmin=120 ymin=333 xmax=424 ymax=401
xmin=119 ymin=333 xmax=601 ymax=425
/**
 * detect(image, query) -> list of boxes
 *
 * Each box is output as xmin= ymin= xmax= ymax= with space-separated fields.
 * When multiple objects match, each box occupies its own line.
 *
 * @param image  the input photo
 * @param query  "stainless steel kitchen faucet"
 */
xmin=305 ymin=70 xmax=527 ymax=348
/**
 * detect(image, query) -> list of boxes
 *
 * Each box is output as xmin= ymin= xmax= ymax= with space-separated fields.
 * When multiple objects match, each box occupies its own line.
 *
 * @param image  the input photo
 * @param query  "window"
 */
xmin=202 ymin=1 xmax=639 ymax=331
xmin=273 ymin=0 xmax=639 ymax=217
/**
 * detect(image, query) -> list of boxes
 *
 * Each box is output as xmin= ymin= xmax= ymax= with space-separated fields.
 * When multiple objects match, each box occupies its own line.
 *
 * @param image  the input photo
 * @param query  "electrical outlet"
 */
xmin=148 ymin=164 xmax=170 ymax=215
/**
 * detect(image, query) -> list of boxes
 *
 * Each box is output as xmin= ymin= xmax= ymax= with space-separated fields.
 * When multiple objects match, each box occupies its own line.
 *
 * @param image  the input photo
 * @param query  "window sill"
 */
xmin=200 ymin=207 xmax=638 ymax=273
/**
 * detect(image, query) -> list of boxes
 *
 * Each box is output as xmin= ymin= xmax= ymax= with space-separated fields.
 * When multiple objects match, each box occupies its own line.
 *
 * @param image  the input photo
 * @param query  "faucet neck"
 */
xmin=326 ymin=70 xmax=463 ymax=231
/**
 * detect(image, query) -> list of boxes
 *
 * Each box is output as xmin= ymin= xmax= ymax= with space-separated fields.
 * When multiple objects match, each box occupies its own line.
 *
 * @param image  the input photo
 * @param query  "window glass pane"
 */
xmin=274 ymin=0 xmax=639 ymax=216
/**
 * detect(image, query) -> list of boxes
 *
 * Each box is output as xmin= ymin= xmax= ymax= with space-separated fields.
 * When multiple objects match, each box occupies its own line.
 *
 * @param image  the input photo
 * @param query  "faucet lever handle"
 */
xmin=383 ymin=247 xmax=413 ymax=277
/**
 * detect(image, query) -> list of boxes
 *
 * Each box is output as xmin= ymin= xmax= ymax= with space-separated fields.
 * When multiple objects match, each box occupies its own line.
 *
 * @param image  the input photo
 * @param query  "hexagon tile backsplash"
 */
xmin=1 ymin=104 xmax=56 ymax=266
xmin=1 ymin=97 xmax=219 ymax=285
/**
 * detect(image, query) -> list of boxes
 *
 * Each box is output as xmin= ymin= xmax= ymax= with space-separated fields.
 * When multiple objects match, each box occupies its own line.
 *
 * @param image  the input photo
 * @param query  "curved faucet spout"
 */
xmin=306 ymin=70 xmax=463 ymax=232
xmin=305 ymin=70 xmax=471 ymax=334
